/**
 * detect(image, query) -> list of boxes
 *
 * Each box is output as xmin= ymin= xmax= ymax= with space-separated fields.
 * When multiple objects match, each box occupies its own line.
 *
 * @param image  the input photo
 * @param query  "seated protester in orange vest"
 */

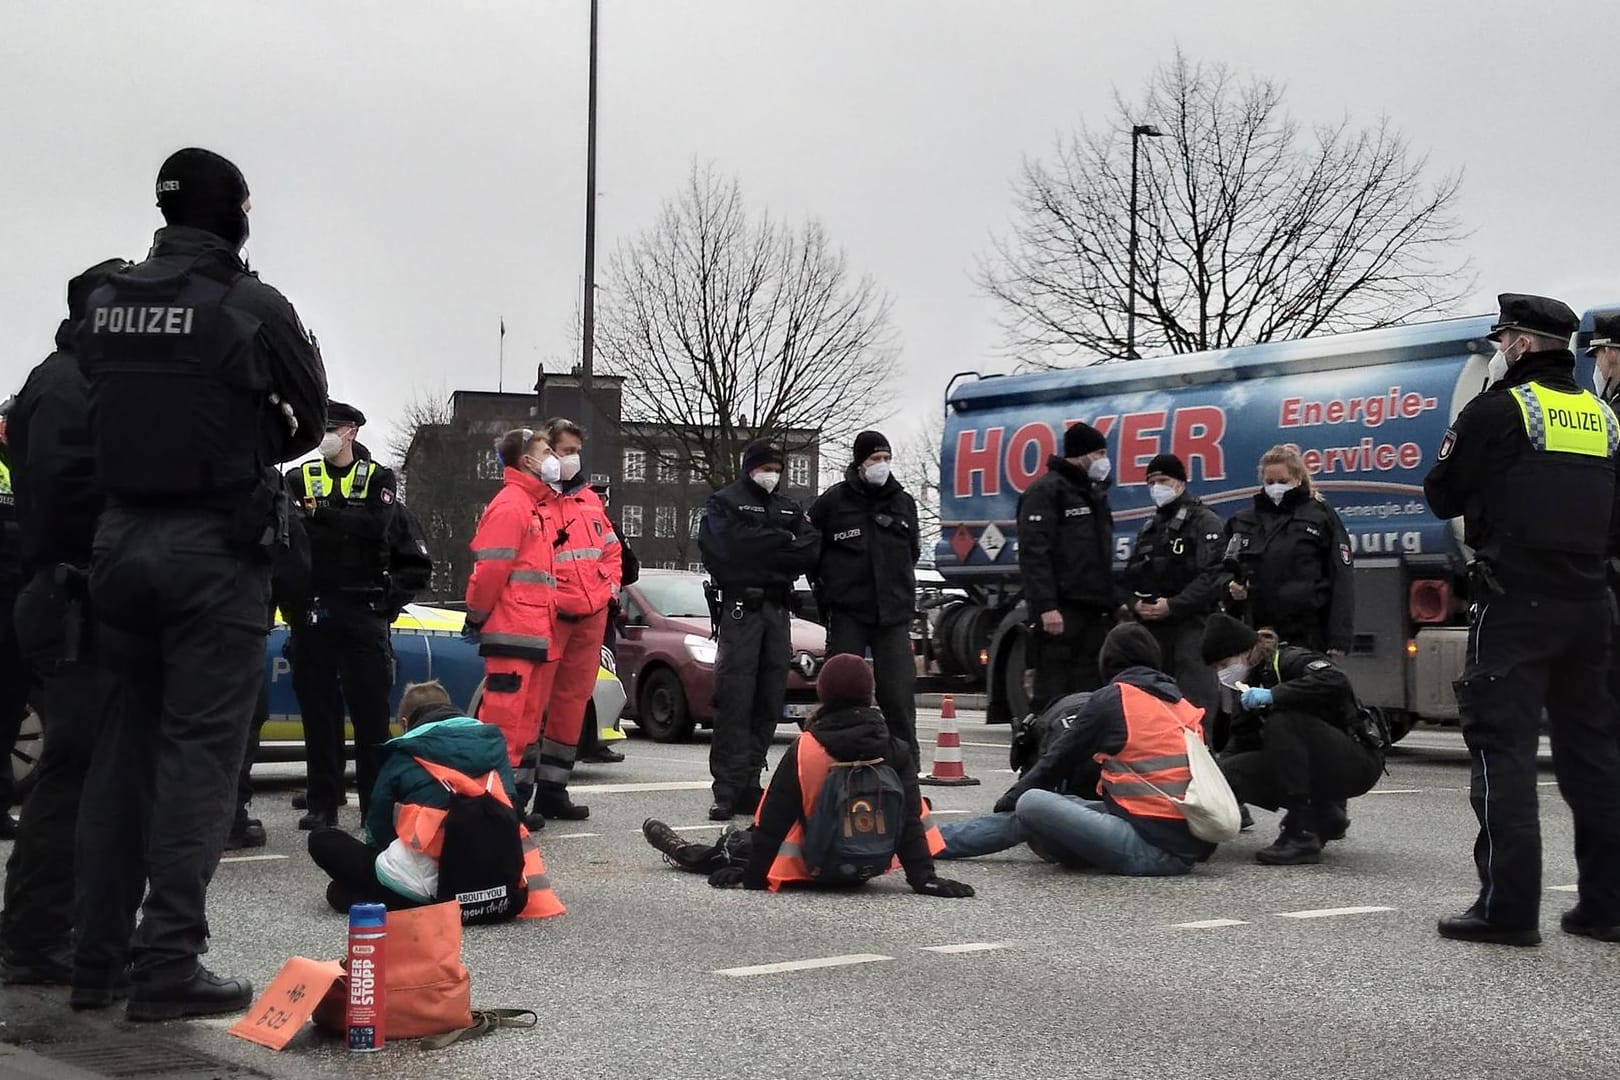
xmin=1201 ymin=614 xmax=1385 ymax=866
xmin=306 ymin=681 xmax=565 ymax=924
xmin=937 ymin=624 xmax=1217 ymax=876
xmin=642 ymin=654 xmax=974 ymax=898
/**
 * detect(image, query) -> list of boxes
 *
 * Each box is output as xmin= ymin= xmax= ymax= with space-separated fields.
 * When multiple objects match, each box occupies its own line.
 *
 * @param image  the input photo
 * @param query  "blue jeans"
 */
xmin=937 ymin=789 xmax=1193 ymax=877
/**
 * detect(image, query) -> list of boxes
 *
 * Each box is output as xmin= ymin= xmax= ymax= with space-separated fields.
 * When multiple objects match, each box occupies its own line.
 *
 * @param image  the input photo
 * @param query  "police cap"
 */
xmin=325 ymin=401 xmax=367 ymax=429
xmin=1585 ymin=312 xmax=1620 ymax=356
xmin=1487 ymin=293 xmax=1578 ymax=342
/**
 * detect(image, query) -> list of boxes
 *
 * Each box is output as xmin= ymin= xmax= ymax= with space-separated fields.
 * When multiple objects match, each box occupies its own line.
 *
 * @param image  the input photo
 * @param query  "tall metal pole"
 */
xmin=581 ymin=0 xmax=599 ymax=385
xmin=1127 ymin=132 xmax=1140 ymax=362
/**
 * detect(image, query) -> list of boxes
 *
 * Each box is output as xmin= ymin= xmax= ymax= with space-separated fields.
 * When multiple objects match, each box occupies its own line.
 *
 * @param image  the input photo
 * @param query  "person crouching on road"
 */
xmin=1201 ymin=613 xmax=1384 ymax=866
xmin=307 ymin=681 xmax=563 ymax=923
xmin=466 ymin=428 xmax=561 ymax=812
xmin=936 ymin=624 xmax=1216 ymax=876
xmin=642 ymin=654 xmax=974 ymax=899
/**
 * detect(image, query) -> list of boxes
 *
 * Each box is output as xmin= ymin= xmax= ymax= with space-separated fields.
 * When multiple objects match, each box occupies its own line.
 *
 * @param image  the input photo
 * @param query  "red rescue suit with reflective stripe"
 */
xmin=393 ymin=757 xmax=564 ymax=919
xmin=759 ymin=733 xmax=947 ymax=892
xmin=551 ymin=481 xmax=623 ymax=618
xmin=1094 ymin=682 xmax=1204 ymax=821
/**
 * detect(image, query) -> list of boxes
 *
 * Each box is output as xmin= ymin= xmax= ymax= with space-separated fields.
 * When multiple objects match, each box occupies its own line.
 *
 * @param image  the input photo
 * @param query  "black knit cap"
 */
xmin=1063 ymin=422 xmax=1107 ymax=458
xmin=1145 ymin=453 xmax=1187 ymax=483
xmin=853 ymin=430 xmax=891 ymax=465
xmin=325 ymin=401 xmax=367 ymax=429
xmin=1201 ymin=613 xmax=1260 ymax=664
xmin=817 ymin=653 xmax=875 ymax=711
xmin=155 ymin=148 xmax=251 ymax=250
xmin=1098 ymin=623 xmax=1163 ymax=683
xmin=741 ymin=440 xmax=784 ymax=475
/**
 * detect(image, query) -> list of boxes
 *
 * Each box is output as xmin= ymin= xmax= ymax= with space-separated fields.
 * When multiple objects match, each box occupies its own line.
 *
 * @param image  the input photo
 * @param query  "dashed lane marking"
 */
xmin=569 ymin=780 xmax=712 ymax=794
xmin=714 ymin=953 xmax=893 ymax=977
xmin=959 ymin=741 xmax=1008 ymax=749
xmin=1275 ymin=906 xmax=1396 ymax=920
xmin=1172 ymin=919 xmax=1250 ymax=929
xmin=550 ymin=832 xmax=601 ymax=839
xmin=920 ymin=941 xmax=1015 ymax=954
xmin=218 ymin=854 xmax=289 ymax=864
xmin=1363 ymin=789 xmax=1424 ymax=795
xmin=1549 ymin=885 xmax=1578 ymax=892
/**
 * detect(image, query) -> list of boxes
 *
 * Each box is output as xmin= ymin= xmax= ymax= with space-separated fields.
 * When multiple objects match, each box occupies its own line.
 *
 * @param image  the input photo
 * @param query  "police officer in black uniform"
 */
xmin=1016 ymin=421 xmax=1122 ymax=711
xmin=698 ymin=440 xmax=821 ymax=820
xmin=0 ymin=258 xmax=126 ymax=987
xmin=1588 ymin=315 xmax=1620 ymax=776
xmin=1425 ymin=292 xmax=1620 ymax=946
xmin=74 ymin=148 xmax=327 ymax=1019
xmin=1125 ymin=452 xmax=1227 ymax=718
xmin=285 ymin=401 xmax=431 ymax=830
xmin=809 ymin=430 xmax=922 ymax=760
xmin=0 ymin=398 xmax=27 ymax=839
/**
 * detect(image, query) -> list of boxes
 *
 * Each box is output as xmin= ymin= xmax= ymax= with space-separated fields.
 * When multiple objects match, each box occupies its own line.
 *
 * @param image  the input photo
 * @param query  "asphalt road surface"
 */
xmin=1 ymin=711 xmax=1615 ymax=1080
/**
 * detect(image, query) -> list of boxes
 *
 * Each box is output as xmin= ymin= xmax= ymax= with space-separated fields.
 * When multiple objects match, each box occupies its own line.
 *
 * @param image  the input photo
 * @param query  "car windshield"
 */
xmin=637 ymin=575 xmax=711 ymax=619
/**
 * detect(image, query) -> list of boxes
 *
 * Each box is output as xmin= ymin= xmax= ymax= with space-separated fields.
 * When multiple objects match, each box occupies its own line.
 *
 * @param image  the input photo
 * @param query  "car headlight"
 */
xmin=683 ymin=633 xmax=719 ymax=666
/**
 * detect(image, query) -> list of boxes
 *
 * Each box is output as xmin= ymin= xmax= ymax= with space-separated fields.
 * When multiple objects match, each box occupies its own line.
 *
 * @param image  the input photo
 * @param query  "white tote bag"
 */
xmin=1110 ymin=726 xmax=1242 ymax=844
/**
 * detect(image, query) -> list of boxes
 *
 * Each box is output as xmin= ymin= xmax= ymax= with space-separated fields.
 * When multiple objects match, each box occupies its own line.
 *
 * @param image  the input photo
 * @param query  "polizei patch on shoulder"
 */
xmin=1438 ymin=428 xmax=1457 ymax=460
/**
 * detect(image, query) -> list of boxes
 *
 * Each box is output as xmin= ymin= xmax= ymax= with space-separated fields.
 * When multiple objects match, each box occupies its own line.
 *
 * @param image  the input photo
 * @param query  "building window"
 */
xmin=478 ymin=448 xmax=502 ymax=480
xmin=622 ymin=505 xmax=643 ymax=538
xmin=688 ymin=508 xmax=702 ymax=539
xmin=624 ymin=449 xmax=646 ymax=483
xmin=656 ymin=457 xmax=682 ymax=485
xmin=788 ymin=454 xmax=811 ymax=488
xmin=660 ymin=561 xmax=679 ymax=570
xmin=687 ymin=561 xmax=705 ymax=574
xmin=655 ymin=506 xmax=676 ymax=538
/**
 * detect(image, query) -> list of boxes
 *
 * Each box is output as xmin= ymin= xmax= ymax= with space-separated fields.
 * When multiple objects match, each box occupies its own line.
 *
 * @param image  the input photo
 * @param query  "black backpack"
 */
xmin=420 ymin=762 xmax=528 ymax=926
xmin=800 ymin=758 xmax=906 ymax=885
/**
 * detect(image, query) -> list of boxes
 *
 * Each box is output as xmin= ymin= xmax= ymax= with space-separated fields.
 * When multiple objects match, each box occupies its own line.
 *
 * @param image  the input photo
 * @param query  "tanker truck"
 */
xmin=933 ymin=309 xmax=1617 ymax=739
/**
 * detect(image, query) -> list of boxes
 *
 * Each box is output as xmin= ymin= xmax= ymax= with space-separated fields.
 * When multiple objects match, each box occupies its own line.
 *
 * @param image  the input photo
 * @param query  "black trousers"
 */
xmin=1454 ymin=592 xmax=1620 ymax=928
xmin=1031 ymin=604 xmax=1112 ymax=713
xmin=1144 ymin=617 xmax=1219 ymax=723
xmin=76 ymin=508 xmax=270 ymax=986
xmin=289 ymin=602 xmax=393 ymax=816
xmin=709 ymin=597 xmax=790 ymax=805
xmin=0 ymin=570 xmax=111 ymax=963
xmin=234 ymin=681 xmax=270 ymax=825
xmin=1220 ymin=711 xmax=1382 ymax=818
xmin=826 ymin=613 xmax=918 ymax=764
xmin=0 ymin=588 xmax=30 ymax=809
xmin=307 ymin=827 xmax=422 ymax=913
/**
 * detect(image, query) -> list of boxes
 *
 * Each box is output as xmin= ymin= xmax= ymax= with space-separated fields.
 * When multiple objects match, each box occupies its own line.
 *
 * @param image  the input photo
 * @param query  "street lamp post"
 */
xmin=581 ymin=0 xmax=599 ymax=385
xmin=1127 ymin=123 xmax=1165 ymax=360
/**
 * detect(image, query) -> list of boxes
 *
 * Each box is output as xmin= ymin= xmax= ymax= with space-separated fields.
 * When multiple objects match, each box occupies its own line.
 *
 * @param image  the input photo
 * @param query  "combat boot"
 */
xmin=1257 ymin=808 xmax=1323 ymax=865
xmin=533 ymin=783 xmax=589 ymax=821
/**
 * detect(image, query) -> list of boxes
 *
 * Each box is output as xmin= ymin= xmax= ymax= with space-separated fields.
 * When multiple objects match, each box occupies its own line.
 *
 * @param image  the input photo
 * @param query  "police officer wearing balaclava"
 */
xmin=285 ymin=401 xmax=432 ymax=831
xmin=0 ymin=396 xmax=26 ymax=840
xmin=73 ymin=148 xmax=327 ymax=1019
xmin=1425 ymin=293 xmax=1620 ymax=947
xmin=698 ymin=440 xmax=821 ymax=820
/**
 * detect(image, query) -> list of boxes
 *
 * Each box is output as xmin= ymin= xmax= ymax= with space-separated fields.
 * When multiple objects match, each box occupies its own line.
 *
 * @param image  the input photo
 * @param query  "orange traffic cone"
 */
xmin=918 ymin=694 xmax=980 ymax=786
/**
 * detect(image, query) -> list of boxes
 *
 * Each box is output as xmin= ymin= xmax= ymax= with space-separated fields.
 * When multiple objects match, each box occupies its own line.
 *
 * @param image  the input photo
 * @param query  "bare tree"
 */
xmin=897 ymin=411 xmax=945 ymax=561
xmin=979 ymin=52 xmax=1471 ymax=367
xmin=592 ymin=163 xmax=899 ymax=488
xmin=390 ymin=388 xmax=483 ymax=602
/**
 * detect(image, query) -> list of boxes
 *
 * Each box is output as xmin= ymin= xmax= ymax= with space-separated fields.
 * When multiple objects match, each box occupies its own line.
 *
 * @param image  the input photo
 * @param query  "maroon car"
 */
xmin=615 ymin=569 xmax=826 ymax=742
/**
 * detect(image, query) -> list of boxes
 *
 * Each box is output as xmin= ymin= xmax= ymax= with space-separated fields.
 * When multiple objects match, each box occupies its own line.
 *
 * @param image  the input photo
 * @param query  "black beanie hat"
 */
xmin=1098 ymin=623 xmax=1163 ymax=682
xmin=853 ymin=430 xmax=891 ymax=465
xmin=1201 ymin=613 xmax=1260 ymax=664
xmin=741 ymin=440 xmax=785 ymax=476
xmin=1145 ymin=453 xmax=1187 ymax=483
xmin=155 ymin=148 xmax=251 ymax=250
xmin=817 ymin=653 xmax=875 ymax=711
xmin=1063 ymin=422 xmax=1108 ymax=458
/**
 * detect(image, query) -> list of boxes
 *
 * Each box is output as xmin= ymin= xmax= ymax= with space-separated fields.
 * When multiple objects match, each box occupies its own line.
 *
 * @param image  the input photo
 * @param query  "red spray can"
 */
xmin=345 ymin=903 xmax=387 ymax=1052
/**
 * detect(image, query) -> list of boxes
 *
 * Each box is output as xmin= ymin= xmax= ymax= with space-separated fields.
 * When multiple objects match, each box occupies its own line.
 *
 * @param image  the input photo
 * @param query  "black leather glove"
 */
xmin=993 ymin=787 xmax=1021 ymax=814
xmin=708 ymin=866 xmax=762 ymax=889
xmin=911 ymin=876 xmax=975 ymax=899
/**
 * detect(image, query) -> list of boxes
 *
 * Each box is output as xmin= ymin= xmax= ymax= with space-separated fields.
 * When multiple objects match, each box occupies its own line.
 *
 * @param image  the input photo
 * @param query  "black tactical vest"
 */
xmin=300 ymin=460 xmax=391 ymax=593
xmin=78 ymin=253 xmax=268 ymax=499
xmin=1487 ymin=382 xmax=1619 ymax=557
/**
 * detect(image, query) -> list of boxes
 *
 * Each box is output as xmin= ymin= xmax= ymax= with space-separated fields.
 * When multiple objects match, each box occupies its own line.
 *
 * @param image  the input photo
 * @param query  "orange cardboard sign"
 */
xmin=229 ymin=957 xmax=346 ymax=1051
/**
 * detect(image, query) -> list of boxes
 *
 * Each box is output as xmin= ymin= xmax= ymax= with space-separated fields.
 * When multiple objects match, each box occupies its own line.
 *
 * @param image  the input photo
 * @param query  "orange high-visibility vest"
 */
xmin=1093 ymin=683 xmax=1205 ymax=821
xmin=394 ymin=757 xmax=565 ymax=919
xmin=756 ymin=733 xmax=947 ymax=892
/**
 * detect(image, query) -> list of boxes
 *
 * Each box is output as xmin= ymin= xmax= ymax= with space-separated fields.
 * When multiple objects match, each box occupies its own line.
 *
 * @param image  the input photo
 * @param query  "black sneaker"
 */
xmin=126 ymin=966 xmax=253 ymax=1022
xmin=225 ymin=818 xmax=267 ymax=850
xmin=1315 ymin=801 xmax=1350 ymax=842
xmin=534 ymin=787 xmax=589 ymax=821
xmin=1438 ymin=909 xmax=1541 ymax=947
xmin=1255 ymin=828 xmax=1323 ymax=866
xmin=1 ymin=949 xmax=73 ymax=986
xmin=708 ymin=801 xmax=734 ymax=822
xmin=580 ymin=746 xmax=626 ymax=764
xmin=297 ymin=810 xmax=337 ymax=831
xmin=1561 ymin=905 xmax=1620 ymax=943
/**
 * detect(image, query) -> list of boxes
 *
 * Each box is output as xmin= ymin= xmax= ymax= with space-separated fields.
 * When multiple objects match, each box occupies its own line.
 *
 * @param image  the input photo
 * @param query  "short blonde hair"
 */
xmin=399 ymin=680 xmax=453 ymax=730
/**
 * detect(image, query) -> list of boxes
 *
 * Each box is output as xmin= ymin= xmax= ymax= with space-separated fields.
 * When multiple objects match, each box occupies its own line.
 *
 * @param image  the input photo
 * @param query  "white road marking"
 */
xmin=959 ymin=741 xmax=1007 ymax=749
xmin=1363 ymin=788 xmax=1424 ymax=795
xmin=1276 ymin=906 xmax=1395 ymax=920
xmin=219 ymin=854 xmax=289 ymax=864
xmin=668 ymin=824 xmax=725 ymax=832
xmin=550 ymin=832 xmax=600 ymax=839
xmin=928 ymin=809 xmax=970 ymax=816
xmin=569 ymin=780 xmax=711 ymax=794
xmin=1549 ymin=885 xmax=1579 ymax=893
xmin=714 ymin=953 xmax=893 ymax=977
xmin=189 ymin=1016 xmax=240 ymax=1030
xmin=920 ymin=941 xmax=1015 ymax=954
xmin=1172 ymin=919 xmax=1249 ymax=929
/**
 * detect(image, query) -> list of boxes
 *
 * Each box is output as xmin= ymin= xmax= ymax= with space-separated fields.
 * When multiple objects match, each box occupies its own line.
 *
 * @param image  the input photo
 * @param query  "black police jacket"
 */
xmin=1222 ymin=488 xmax=1354 ymax=653
xmin=287 ymin=456 xmax=433 ymax=614
xmin=1126 ymin=493 xmax=1226 ymax=622
xmin=0 ymin=442 xmax=19 ymax=598
xmin=9 ymin=321 xmax=102 ymax=577
xmin=808 ymin=468 xmax=920 ymax=627
xmin=1425 ymin=350 xmax=1615 ymax=599
xmin=698 ymin=476 xmax=821 ymax=593
xmin=1016 ymin=456 xmax=1117 ymax=614
xmin=1227 ymin=644 xmax=1358 ymax=754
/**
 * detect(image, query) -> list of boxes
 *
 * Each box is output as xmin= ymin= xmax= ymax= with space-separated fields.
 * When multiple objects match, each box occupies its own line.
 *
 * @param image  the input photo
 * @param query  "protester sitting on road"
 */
xmin=1201 ymin=613 xmax=1385 ymax=866
xmin=642 ymin=654 xmax=973 ymax=898
xmin=307 ymin=680 xmax=564 ymax=923
xmin=936 ymin=623 xmax=1217 ymax=876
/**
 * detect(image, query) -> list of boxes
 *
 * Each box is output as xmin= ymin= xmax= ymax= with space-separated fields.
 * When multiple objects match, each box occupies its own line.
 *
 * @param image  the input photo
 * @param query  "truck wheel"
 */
xmin=999 ymin=628 xmax=1031 ymax=723
xmin=637 ymin=668 xmax=695 ymax=743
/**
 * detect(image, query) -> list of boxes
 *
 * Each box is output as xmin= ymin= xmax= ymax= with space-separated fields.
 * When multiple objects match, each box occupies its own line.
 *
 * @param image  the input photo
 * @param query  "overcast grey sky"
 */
xmin=3 ymin=0 xmax=1617 ymax=467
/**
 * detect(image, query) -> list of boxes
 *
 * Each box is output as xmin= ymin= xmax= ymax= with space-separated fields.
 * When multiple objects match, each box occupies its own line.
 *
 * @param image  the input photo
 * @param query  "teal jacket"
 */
xmin=363 ymin=716 xmax=518 ymax=847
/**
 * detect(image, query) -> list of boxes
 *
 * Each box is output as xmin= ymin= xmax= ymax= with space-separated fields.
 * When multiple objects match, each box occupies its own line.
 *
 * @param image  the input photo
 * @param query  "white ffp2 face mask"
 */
xmin=752 ymin=470 xmax=781 ymax=493
xmin=1149 ymin=483 xmax=1178 ymax=508
xmin=1087 ymin=456 xmax=1112 ymax=483
xmin=1487 ymin=350 xmax=1509 ymax=386
xmin=318 ymin=432 xmax=343 ymax=459
xmin=863 ymin=462 xmax=892 ymax=486
xmin=538 ymin=456 xmax=563 ymax=485
xmin=1216 ymin=661 xmax=1249 ymax=689
xmin=1263 ymin=481 xmax=1298 ymax=505
xmin=559 ymin=454 xmax=582 ymax=481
